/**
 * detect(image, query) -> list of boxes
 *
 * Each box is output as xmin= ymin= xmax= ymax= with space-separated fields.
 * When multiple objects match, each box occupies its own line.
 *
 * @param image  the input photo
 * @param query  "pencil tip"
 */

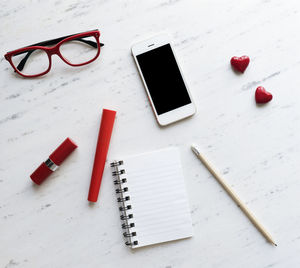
xmin=191 ymin=144 xmax=200 ymax=157
xmin=274 ymin=243 xmax=277 ymax=247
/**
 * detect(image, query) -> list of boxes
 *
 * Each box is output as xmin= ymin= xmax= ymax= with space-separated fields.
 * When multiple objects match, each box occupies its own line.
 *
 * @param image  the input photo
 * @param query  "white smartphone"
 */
xmin=132 ymin=34 xmax=196 ymax=126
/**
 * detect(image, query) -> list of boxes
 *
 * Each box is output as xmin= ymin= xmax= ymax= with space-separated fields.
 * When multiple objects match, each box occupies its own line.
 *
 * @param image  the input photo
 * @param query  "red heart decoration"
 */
xmin=230 ymin=56 xmax=250 ymax=73
xmin=255 ymin=86 xmax=273 ymax=104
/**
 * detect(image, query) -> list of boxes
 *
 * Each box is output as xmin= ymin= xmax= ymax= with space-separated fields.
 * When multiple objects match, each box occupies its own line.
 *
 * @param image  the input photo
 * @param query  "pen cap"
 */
xmin=49 ymin=137 xmax=78 ymax=165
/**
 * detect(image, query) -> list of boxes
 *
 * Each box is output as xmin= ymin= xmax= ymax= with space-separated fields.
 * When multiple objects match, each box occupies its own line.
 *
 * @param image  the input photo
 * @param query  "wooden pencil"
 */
xmin=191 ymin=144 xmax=277 ymax=246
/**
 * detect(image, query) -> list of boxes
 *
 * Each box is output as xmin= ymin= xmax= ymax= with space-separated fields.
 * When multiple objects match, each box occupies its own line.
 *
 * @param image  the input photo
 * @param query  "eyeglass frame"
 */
xmin=4 ymin=29 xmax=103 ymax=78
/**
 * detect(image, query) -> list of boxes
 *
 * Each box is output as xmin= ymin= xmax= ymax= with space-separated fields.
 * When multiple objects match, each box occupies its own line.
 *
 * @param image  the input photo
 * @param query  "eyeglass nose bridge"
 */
xmin=47 ymin=46 xmax=71 ymax=66
xmin=46 ymin=45 xmax=61 ymax=56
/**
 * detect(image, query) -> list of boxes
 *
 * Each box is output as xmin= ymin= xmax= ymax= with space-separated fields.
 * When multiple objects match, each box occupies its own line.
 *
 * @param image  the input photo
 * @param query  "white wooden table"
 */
xmin=1 ymin=0 xmax=300 ymax=267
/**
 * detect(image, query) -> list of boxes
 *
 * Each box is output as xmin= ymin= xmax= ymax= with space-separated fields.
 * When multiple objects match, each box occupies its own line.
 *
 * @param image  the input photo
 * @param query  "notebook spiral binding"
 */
xmin=110 ymin=160 xmax=138 ymax=247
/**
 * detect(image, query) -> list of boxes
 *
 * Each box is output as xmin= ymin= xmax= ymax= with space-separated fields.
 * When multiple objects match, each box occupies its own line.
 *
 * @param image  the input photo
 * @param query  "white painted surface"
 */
xmin=1 ymin=0 xmax=300 ymax=267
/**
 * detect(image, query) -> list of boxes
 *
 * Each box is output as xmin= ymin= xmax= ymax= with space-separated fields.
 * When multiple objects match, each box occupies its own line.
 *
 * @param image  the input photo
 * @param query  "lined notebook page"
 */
xmin=118 ymin=147 xmax=193 ymax=248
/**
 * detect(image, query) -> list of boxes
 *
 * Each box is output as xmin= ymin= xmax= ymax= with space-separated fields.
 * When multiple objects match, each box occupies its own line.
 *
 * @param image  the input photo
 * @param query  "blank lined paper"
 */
xmin=117 ymin=147 xmax=193 ymax=248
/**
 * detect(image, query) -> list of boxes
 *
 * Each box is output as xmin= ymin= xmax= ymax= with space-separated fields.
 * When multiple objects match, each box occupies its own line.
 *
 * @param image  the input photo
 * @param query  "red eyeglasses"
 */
xmin=4 ymin=29 xmax=103 ymax=78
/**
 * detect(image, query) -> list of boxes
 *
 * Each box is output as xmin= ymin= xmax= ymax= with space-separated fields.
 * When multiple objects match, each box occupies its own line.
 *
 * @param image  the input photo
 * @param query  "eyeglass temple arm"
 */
xmin=16 ymin=50 xmax=34 ymax=71
xmin=16 ymin=36 xmax=104 ymax=71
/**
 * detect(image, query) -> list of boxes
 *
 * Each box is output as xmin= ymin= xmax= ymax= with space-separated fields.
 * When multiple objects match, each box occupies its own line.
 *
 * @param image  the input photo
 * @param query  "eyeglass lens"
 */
xmin=11 ymin=49 xmax=49 ymax=76
xmin=60 ymin=35 xmax=99 ymax=65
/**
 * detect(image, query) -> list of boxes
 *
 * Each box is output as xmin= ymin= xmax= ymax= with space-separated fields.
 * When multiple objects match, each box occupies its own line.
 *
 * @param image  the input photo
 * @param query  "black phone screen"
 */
xmin=136 ymin=44 xmax=191 ymax=115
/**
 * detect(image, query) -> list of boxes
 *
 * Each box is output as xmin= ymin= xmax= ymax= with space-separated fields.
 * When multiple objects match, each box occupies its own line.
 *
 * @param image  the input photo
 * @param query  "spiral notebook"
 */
xmin=110 ymin=147 xmax=193 ymax=248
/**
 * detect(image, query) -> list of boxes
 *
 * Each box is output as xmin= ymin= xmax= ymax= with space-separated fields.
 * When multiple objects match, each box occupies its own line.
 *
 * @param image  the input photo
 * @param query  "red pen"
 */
xmin=88 ymin=109 xmax=116 ymax=202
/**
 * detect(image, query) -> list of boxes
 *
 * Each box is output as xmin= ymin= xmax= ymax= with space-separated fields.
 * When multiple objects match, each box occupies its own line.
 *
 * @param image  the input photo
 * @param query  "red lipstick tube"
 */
xmin=88 ymin=109 xmax=116 ymax=202
xmin=30 ymin=137 xmax=78 ymax=185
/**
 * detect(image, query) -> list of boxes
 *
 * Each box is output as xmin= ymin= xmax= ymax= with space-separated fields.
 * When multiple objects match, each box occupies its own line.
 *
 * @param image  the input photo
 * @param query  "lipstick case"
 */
xmin=30 ymin=137 xmax=78 ymax=185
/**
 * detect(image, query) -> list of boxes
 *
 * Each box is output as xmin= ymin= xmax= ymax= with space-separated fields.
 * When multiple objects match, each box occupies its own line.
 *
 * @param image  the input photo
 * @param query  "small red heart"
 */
xmin=230 ymin=56 xmax=250 ymax=73
xmin=255 ymin=86 xmax=273 ymax=104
